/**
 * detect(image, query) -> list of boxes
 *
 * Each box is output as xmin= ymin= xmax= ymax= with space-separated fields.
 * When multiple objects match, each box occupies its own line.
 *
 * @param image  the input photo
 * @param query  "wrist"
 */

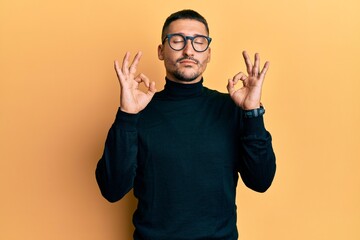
xmin=120 ymin=105 xmax=141 ymax=114
xmin=243 ymin=105 xmax=265 ymax=118
xmin=115 ymin=108 xmax=140 ymax=130
xmin=242 ymin=101 xmax=262 ymax=111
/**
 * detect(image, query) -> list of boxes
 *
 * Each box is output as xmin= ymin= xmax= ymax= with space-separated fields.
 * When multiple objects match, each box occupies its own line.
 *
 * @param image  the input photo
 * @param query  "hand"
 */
xmin=227 ymin=51 xmax=269 ymax=110
xmin=114 ymin=51 xmax=156 ymax=114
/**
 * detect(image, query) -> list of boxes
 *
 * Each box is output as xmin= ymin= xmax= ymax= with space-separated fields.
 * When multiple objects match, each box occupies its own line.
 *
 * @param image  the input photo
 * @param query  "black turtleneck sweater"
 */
xmin=96 ymin=79 xmax=276 ymax=240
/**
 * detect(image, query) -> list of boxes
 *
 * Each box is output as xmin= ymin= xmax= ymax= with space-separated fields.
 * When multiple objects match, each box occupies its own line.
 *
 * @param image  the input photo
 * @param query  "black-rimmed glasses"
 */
xmin=162 ymin=33 xmax=212 ymax=52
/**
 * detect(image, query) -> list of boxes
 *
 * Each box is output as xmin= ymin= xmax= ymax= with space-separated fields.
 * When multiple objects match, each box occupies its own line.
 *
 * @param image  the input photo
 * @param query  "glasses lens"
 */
xmin=169 ymin=35 xmax=185 ymax=50
xmin=192 ymin=36 xmax=209 ymax=52
xmin=167 ymin=34 xmax=210 ymax=52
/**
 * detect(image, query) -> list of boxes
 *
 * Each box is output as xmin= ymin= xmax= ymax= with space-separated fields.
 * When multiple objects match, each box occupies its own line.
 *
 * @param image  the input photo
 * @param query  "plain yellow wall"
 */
xmin=1 ymin=0 xmax=359 ymax=239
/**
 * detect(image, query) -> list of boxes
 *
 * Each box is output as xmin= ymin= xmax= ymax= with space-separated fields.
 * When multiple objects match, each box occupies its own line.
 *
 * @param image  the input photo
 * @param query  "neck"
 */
xmin=162 ymin=77 xmax=204 ymax=99
xmin=165 ymin=74 xmax=203 ymax=85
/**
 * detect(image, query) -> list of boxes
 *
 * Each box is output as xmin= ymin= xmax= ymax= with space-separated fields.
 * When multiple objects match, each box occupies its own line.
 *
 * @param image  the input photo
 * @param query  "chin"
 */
xmin=174 ymin=73 xmax=199 ymax=82
xmin=173 ymin=69 xmax=200 ymax=82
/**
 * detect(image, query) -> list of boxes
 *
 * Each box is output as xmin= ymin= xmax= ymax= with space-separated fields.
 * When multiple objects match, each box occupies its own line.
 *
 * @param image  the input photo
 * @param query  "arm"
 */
xmin=96 ymin=110 xmax=140 ymax=202
xmin=238 ymin=114 xmax=276 ymax=193
xmin=95 ymin=52 xmax=156 ymax=202
xmin=228 ymin=51 xmax=276 ymax=192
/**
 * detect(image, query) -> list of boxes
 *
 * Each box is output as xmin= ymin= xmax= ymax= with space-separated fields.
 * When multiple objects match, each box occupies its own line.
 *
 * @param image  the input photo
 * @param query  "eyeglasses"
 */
xmin=162 ymin=33 xmax=212 ymax=52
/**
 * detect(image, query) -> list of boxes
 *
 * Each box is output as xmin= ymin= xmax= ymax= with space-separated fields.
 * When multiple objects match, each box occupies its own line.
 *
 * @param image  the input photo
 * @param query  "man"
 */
xmin=96 ymin=9 xmax=276 ymax=240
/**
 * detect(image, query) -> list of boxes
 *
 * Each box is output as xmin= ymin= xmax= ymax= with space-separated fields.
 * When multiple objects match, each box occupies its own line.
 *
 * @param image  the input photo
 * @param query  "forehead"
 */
xmin=166 ymin=19 xmax=208 ymax=36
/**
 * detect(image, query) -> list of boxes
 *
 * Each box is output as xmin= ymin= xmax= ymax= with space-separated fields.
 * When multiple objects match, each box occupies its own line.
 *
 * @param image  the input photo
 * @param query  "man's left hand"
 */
xmin=227 ymin=51 xmax=269 ymax=110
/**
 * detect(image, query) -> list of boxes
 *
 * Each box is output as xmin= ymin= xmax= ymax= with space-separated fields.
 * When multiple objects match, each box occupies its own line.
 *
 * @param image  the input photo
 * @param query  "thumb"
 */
xmin=227 ymin=79 xmax=235 ymax=95
xmin=147 ymin=81 xmax=157 ymax=96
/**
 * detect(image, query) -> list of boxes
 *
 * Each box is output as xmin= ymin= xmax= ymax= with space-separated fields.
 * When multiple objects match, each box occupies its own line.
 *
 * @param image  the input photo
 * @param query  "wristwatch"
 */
xmin=243 ymin=106 xmax=265 ymax=118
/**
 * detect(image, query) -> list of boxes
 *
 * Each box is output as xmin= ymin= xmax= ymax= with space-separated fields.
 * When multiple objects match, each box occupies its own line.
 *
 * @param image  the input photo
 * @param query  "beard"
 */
xmin=173 ymin=67 xmax=200 ymax=82
xmin=172 ymin=57 xmax=202 ymax=82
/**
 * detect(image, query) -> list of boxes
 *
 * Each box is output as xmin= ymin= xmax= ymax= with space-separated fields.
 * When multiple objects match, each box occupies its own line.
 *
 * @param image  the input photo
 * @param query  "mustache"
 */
xmin=176 ymin=57 xmax=199 ymax=64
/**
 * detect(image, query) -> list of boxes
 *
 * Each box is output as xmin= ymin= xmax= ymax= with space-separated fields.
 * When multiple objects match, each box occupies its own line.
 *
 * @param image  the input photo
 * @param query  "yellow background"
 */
xmin=1 ymin=0 xmax=359 ymax=239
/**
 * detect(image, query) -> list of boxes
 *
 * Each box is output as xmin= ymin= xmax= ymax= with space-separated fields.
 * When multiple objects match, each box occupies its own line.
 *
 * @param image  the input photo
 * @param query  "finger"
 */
xmin=147 ymin=81 xmax=157 ymax=96
xmin=114 ymin=60 xmax=124 ymax=81
xmin=227 ymin=72 xmax=247 ymax=94
xmin=259 ymin=61 xmax=270 ymax=79
xmin=253 ymin=53 xmax=260 ymax=76
xmin=242 ymin=51 xmax=253 ymax=75
xmin=122 ymin=51 xmax=130 ymax=75
xmin=233 ymin=72 xmax=248 ymax=84
xmin=227 ymin=79 xmax=235 ymax=94
xmin=137 ymin=73 xmax=150 ymax=87
xmin=134 ymin=75 xmax=142 ymax=83
xmin=129 ymin=51 xmax=142 ymax=75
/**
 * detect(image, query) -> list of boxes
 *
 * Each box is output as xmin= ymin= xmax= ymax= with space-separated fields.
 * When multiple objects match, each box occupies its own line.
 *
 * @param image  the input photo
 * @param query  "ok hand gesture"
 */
xmin=227 ymin=51 xmax=269 ymax=110
xmin=114 ymin=51 xmax=156 ymax=114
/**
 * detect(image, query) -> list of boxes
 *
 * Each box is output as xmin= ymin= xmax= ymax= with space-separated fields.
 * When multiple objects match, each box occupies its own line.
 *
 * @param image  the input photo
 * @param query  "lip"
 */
xmin=179 ymin=60 xmax=196 ymax=64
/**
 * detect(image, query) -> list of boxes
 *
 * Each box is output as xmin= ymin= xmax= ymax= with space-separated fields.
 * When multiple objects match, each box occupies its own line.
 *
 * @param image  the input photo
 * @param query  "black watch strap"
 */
xmin=243 ymin=106 xmax=265 ymax=118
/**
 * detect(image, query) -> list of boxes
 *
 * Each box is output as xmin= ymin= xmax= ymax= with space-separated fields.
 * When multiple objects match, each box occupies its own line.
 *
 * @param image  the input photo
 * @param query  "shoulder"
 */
xmin=202 ymin=87 xmax=233 ymax=103
xmin=203 ymin=86 xmax=244 ymax=113
xmin=152 ymin=90 xmax=166 ymax=99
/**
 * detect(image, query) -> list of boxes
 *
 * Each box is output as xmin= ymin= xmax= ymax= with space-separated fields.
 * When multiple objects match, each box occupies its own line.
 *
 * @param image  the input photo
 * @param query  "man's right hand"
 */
xmin=114 ymin=51 xmax=156 ymax=114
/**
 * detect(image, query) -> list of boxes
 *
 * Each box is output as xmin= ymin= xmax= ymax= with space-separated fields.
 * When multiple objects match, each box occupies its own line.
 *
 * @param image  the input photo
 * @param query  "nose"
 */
xmin=182 ymin=39 xmax=195 ymax=56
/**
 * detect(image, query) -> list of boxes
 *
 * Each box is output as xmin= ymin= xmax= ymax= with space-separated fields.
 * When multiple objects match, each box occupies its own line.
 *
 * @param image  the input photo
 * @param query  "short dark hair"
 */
xmin=161 ymin=9 xmax=209 ymax=40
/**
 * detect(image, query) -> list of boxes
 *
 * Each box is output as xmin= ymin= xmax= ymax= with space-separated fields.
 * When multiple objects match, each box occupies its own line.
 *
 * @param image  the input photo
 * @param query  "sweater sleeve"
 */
xmin=95 ymin=109 xmax=140 ymax=202
xmin=237 ymin=114 xmax=276 ymax=193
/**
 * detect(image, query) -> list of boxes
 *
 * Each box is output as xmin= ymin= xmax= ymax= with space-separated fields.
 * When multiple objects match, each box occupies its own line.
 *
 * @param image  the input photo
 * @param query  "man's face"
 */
xmin=158 ymin=19 xmax=211 ymax=84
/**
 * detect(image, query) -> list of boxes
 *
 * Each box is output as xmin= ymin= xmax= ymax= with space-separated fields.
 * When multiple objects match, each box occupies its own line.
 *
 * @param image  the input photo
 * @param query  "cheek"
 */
xmin=163 ymin=54 xmax=178 ymax=66
xmin=163 ymin=57 xmax=176 ymax=68
xmin=163 ymin=48 xmax=181 ymax=61
xmin=199 ymin=57 xmax=210 ymax=68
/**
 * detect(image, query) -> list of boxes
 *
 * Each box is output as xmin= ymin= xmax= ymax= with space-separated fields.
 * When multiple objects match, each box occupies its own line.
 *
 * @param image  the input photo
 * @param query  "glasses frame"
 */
xmin=162 ymin=33 xmax=212 ymax=52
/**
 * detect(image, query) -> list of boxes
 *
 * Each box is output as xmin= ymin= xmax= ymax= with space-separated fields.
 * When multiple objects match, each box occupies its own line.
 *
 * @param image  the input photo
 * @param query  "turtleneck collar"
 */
xmin=162 ymin=77 xmax=204 ymax=99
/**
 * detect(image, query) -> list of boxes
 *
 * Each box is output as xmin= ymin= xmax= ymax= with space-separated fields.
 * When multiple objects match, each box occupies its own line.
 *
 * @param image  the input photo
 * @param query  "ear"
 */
xmin=207 ymin=47 xmax=211 ymax=63
xmin=158 ymin=44 xmax=164 ymax=60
